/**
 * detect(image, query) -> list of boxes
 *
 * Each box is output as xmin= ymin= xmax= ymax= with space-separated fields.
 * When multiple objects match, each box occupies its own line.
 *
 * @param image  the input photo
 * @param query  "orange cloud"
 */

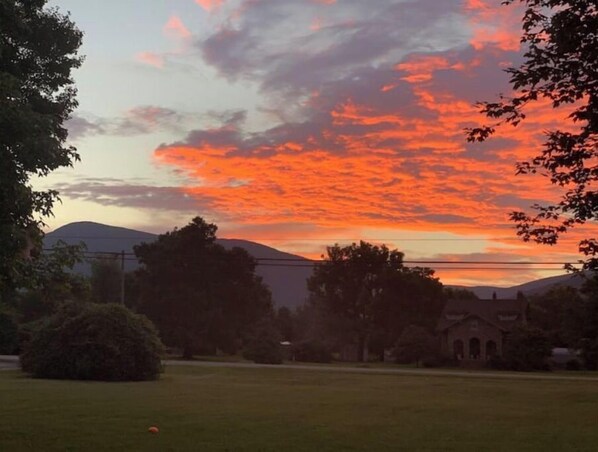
xmin=465 ymin=0 xmax=522 ymax=51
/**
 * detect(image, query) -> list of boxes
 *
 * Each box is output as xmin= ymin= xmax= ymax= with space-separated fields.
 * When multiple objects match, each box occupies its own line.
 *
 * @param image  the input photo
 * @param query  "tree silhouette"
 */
xmin=134 ymin=217 xmax=272 ymax=358
xmin=467 ymin=0 xmax=597 ymax=268
xmin=308 ymin=241 xmax=443 ymax=362
xmin=0 ymin=1 xmax=83 ymax=297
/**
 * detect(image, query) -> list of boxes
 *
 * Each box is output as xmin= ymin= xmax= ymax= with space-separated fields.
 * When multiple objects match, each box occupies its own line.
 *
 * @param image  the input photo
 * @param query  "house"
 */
xmin=437 ymin=298 xmax=527 ymax=362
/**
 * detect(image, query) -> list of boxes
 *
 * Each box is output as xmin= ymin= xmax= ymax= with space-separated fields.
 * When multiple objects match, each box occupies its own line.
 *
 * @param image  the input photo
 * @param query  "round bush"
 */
xmin=20 ymin=302 xmax=164 ymax=381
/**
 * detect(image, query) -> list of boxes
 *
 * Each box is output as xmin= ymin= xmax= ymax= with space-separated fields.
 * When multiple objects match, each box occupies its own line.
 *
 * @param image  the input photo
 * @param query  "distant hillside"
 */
xmin=45 ymin=222 xmax=313 ymax=309
xmin=448 ymin=272 xmax=588 ymax=299
xmin=46 ymin=222 xmax=590 ymax=309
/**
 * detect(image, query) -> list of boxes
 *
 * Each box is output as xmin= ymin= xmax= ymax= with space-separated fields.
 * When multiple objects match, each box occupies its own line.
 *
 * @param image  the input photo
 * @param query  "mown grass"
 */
xmin=1 ymin=365 xmax=597 ymax=451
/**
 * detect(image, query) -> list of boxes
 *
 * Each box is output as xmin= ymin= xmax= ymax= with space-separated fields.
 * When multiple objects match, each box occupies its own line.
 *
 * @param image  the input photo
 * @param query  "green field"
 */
xmin=1 ymin=365 xmax=597 ymax=451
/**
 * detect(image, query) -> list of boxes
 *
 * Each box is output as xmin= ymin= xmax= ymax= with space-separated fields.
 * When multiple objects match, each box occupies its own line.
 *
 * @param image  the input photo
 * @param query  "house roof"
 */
xmin=437 ymin=298 xmax=526 ymax=332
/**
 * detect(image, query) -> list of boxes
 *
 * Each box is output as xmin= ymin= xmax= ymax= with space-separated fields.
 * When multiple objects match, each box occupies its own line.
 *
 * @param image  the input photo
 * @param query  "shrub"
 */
xmin=565 ymin=359 xmax=581 ymax=371
xmin=292 ymin=340 xmax=332 ymax=363
xmin=242 ymin=320 xmax=283 ymax=364
xmin=20 ymin=302 xmax=164 ymax=381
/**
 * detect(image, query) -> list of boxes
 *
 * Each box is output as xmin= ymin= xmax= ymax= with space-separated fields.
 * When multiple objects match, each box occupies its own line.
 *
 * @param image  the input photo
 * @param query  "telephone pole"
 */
xmin=120 ymin=250 xmax=125 ymax=305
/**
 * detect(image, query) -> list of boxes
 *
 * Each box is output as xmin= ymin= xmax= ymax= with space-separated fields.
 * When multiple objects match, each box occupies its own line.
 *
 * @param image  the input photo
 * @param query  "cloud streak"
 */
xmin=67 ymin=106 xmax=198 ymax=139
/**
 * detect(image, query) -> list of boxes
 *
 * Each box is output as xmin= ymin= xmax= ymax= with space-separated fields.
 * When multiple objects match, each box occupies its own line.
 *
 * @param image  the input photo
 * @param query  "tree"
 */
xmin=528 ymin=285 xmax=583 ymax=347
xmin=576 ymin=276 xmax=598 ymax=369
xmin=15 ymin=241 xmax=89 ymax=324
xmin=308 ymin=241 xmax=444 ymax=362
xmin=444 ymin=287 xmax=479 ymax=301
xmin=134 ymin=217 xmax=272 ymax=358
xmin=394 ymin=325 xmax=438 ymax=367
xmin=274 ymin=306 xmax=294 ymax=342
xmin=467 ymin=1 xmax=598 ymax=268
xmin=503 ymin=325 xmax=552 ymax=371
xmin=242 ymin=318 xmax=283 ymax=365
xmin=90 ymin=254 xmax=121 ymax=304
xmin=0 ymin=1 xmax=83 ymax=297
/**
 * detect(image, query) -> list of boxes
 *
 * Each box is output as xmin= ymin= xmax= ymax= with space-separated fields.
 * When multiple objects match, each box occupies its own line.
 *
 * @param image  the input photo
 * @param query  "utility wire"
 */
xmin=47 ymin=235 xmax=526 ymax=242
xmin=43 ymin=248 xmax=583 ymax=266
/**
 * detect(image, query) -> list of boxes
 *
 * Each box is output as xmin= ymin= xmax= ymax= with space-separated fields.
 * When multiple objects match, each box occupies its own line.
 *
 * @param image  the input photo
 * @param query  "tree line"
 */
xmin=4 ymin=215 xmax=596 ymax=370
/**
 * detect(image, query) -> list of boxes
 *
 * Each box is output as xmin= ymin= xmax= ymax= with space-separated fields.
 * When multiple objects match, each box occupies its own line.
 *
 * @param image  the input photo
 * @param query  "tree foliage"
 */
xmin=0 ymin=0 xmax=83 ymax=295
xmin=90 ymin=254 xmax=121 ymax=304
xmin=503 ymin=325 xmax=552 ymax=371
xmin=12 ymin=241 xmax=88 ymax=324
xmin=528 ymin=285 xmax=583 ymax=347
xmin=308 ymin=241 xmax=444 ymax=361
xmin=394 ymin=325 xmax=438 ymax=367
xmin=242 ymin=319 xmax=283 ymax=364
xmin=291 ymin=339 xmax=332 ymax=363
xmin=576 ymin=276 xmax=598 ymax=369
xmin=467 ymin=0 xmax=597 ymax=268
xmin=134 ymin=217 xmax=272 ymax=358
xmin=526 ymin=278 xmax=598 ymax=369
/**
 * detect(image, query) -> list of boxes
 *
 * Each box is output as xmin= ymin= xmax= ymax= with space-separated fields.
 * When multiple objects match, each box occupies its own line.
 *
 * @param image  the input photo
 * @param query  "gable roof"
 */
xmin=437 ymin=298 xmax=526 ymax=332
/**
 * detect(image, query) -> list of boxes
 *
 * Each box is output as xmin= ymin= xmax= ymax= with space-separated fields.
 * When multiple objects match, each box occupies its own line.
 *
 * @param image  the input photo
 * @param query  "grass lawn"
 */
xmin=1 ymin=365 xmax=597 ymax=451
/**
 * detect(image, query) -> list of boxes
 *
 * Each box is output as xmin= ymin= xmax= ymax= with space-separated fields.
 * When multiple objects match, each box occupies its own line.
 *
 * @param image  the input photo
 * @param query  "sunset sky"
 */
xmin=38 ymin=0 xmax=597 ymax=286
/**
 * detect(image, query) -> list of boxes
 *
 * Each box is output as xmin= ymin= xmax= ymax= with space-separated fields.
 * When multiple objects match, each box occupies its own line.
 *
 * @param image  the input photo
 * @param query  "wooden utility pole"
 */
xmin=120 ymin=250 xmax=125 ymax=305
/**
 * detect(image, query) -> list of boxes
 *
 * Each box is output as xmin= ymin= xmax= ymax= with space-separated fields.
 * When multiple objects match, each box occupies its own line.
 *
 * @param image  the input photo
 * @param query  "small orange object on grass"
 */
xmin=148 ymin=426 xmax=159 ymax=434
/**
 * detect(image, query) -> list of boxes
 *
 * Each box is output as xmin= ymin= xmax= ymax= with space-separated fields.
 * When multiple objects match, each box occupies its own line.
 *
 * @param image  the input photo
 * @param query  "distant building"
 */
xmin=437 ymin=298 xmax=527 ymax=363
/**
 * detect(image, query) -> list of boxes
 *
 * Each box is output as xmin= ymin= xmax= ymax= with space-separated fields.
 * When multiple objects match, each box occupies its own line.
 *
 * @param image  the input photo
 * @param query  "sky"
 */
xmin=38 ymin=0 xmax=597 ymax=287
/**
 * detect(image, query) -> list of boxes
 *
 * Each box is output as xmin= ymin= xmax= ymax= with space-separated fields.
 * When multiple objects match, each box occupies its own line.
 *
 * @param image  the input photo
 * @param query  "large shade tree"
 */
xmin=308 ymin=241 xmax=444 ymax=361
xmin=0 ymin=0 xmax=83 ymax=297
xmin=134 ymin=217 xmax=273 ymax=358
xmin=467 ymin=0 xmax=598 ymax=268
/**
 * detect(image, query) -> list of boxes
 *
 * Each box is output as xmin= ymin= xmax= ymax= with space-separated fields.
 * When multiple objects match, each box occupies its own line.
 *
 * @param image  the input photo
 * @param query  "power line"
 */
xmin=42 ymin=248 xmax=583 ymax=266
xmin=47 ymin=235 xmax=525 ymax=242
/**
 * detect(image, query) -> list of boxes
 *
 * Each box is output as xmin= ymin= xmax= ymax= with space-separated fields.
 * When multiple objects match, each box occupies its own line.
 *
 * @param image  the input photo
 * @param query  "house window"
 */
xmin=470 ymin=320 xmax=479 ymax=331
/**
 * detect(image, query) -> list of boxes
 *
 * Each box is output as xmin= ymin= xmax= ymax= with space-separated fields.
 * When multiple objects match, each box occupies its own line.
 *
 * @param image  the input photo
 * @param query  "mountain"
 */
xmin=44 ymin=222 xmax=312 ymax=309
xmin=46 ymin=222 xmax=588 ymax=309
xmin=448 ymin=272 xmax=588 ymax=299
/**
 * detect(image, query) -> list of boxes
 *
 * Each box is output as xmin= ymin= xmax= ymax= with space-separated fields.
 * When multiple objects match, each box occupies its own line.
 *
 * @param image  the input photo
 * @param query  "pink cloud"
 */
xmin=195 ymin=0 xmax=223 ymax=12
xmin=163 ymin=15 xmax=191 ymax=40
xmin=134 ymin=51 xmax=164 ymax=68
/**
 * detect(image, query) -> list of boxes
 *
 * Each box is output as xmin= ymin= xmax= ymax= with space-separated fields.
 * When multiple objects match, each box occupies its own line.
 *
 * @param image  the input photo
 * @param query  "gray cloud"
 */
xmin=66 ymin=106 xmax=195 ymax=140
xmin=200 ymin=0 xmax=465 ymax=96
xmin=57 ymin=178 xmax=209 ymax=212
xmin=421 ymin=214 xmax=475 ymax=224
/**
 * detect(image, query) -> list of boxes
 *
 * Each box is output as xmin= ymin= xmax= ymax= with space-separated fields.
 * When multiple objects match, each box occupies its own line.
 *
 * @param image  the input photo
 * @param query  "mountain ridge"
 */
xmin=45 ymin=222 xmax=585 ymax=307
xmin=45 ymin=221 xmax=313 ymax=309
